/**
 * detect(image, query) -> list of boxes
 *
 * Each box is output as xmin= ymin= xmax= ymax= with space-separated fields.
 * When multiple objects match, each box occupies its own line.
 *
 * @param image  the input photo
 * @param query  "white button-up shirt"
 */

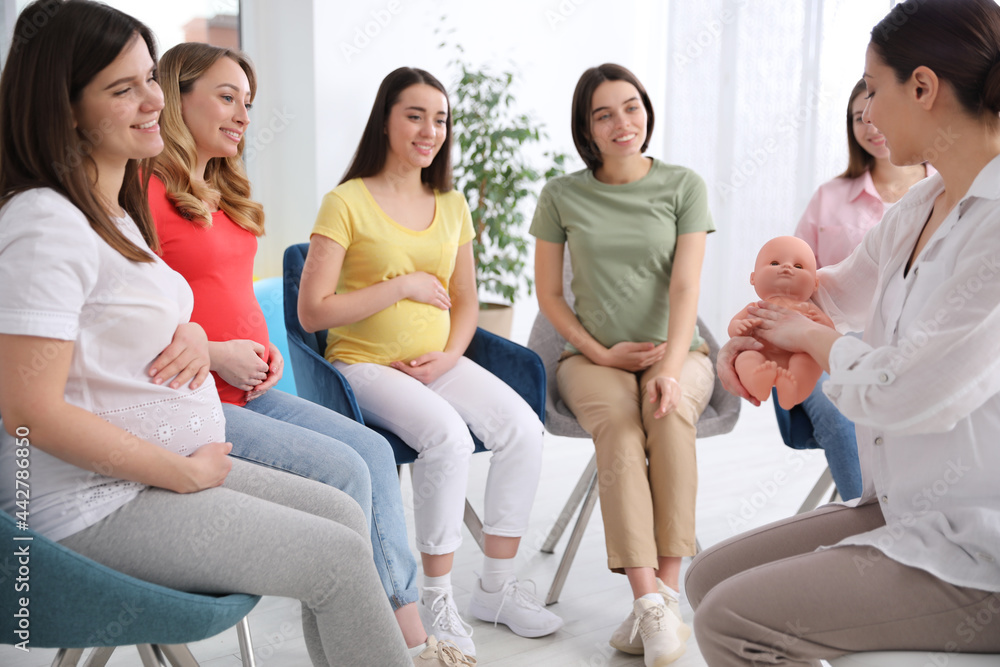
xmin=815 ymin=155 xmax=1000 ymax=593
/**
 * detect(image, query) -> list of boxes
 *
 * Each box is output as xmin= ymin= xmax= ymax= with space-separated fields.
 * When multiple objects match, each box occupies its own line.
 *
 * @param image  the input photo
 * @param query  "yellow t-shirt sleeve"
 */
xmin=311 ymin=190 xmax=353 ymax=249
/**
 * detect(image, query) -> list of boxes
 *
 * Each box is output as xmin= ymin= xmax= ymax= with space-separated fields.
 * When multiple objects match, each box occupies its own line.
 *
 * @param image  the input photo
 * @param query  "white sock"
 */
xmin=423 ymin=572 xmax=452 ymax=595
xmin=409 ymin=641 xmax=428 ymax=658
xmin=640 ymin=593 xmax=663 ymax=605
xmin=479 ymin=555 xmax=515 ymax=593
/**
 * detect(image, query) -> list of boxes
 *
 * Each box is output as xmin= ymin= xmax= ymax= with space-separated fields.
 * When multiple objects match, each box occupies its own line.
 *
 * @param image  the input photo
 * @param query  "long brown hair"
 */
xmin=871 ymin=0 xmax=1000 ymax=120
xmin=0 ymin=0 xmax=159 ymax=261
xmin=571 ymin=63 xmax=655 ymax=172
xmin=839 ymin=79 xmax=873 ymax=179
xmin=153 ymin=42 xmax=264 ymax=241
xmin=340 ymin=67 xmax=453 ymax=192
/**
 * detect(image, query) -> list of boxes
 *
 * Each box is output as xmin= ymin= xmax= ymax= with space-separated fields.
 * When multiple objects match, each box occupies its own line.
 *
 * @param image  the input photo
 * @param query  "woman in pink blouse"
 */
xmin=795 ymin=78 xmax=931 ymax=269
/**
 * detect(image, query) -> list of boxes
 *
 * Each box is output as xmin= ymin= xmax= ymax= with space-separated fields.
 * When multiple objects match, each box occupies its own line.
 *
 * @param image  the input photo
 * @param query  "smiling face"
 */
xmin=851 ymin=91 xmax=889 ymax=160
xmin=180 ymin=55 xmax=251 ymax=171
xmin=384 ymin=83 xmax=448 ymax=174
xmin=589 ymin=79 xmax=648 ymax=160
xmin=72 ymin=34 xmax=164 ymax=174
xmin=751 ymin=236 xmax=819 ymax=301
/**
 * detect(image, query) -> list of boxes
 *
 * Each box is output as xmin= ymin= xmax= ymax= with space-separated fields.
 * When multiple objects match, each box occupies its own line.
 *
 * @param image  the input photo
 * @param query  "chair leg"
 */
xmin=545 ymin=467 xmax=599 ymax=606
xmin=159 ymin=644 xmax=201 ymax=667
xmin=235 ymin=616 xmax=257 ymax=667
xmin=80 ymin=647 xmax=115 ymax=667
xmin=136 ymin=644 xmax=168 ymax=667
xmin=51 ymin=649 xmax=85 ymax=667
xmin=463 ymin=499 xmax=486 ymax=552
xmin=797 ymin=466 xmax=836 ymax=514
xmin=541 ymin=453 xmax=598 ymax=554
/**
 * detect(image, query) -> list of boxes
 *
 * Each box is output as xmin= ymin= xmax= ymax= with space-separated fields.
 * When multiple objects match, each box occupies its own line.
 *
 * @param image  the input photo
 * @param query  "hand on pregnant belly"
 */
xmin=391 ymin=350 xmax=459 ymax=384
xmin=402 ymin=271 xmax=451 ymax=310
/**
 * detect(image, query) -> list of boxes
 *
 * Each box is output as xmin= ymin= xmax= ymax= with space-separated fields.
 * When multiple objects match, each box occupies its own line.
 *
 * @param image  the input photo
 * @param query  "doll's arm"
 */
xmin=728 ymin=304 xmax=761 ymax=338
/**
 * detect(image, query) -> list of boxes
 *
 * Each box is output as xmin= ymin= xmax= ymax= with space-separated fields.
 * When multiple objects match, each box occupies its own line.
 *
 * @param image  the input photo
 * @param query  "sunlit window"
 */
xmin=13 ymin=0 xmax=240 ymax=53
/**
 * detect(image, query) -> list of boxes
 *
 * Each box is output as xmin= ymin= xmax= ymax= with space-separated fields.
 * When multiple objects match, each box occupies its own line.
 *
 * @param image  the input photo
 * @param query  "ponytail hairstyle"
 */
xmin=0 ymin=0 xmax=160 ymax=261
xmin=153 ymin=42 xmax=264 ymax=241
xmin=340 ymin=67 xmax=453 ymax=192
xmin=870 ymin=0 xmax=1000 ymax=120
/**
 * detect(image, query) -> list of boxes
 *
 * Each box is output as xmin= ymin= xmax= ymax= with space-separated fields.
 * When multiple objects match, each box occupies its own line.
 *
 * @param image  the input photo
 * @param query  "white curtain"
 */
xmin=661 ymin=0 xmax=893 ymax=338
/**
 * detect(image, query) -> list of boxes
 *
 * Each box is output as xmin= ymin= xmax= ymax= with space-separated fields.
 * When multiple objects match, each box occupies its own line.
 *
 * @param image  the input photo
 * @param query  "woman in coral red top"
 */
xmin=148 ymin=43 xmax=444 ymax=660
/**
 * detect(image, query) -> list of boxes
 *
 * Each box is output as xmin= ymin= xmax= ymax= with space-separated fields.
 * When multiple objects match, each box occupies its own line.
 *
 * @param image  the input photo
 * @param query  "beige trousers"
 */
xmin=685 ymin=502 xmax=1000 ymax=665
xmin=556 ymin=344 xmax=714 ymax=571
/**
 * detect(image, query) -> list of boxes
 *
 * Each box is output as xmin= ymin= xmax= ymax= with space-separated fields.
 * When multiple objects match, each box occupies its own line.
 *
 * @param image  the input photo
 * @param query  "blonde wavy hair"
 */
xmin=152 ymin=42 xmax=264 ymax=238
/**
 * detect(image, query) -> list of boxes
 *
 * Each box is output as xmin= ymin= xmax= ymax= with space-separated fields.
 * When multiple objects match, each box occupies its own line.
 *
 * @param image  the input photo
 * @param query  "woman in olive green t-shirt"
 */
xmin=531 ymin=63 xmax=715 ymax=666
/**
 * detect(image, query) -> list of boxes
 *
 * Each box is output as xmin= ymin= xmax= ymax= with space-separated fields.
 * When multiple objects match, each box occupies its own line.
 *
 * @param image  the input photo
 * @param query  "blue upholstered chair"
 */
xmin=0 ymin=510 xmax=259 ymax=667
xmin=281 ymin=242 xmax=546 ymax=550
xmin=253 ymin=276 xmax=297 ymax=396
xmin=772 ymin=393 xmax=840 ymax=513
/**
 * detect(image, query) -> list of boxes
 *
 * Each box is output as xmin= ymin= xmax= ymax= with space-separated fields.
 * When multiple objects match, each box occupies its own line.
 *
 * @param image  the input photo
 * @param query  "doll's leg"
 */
xmin=775 ymin=353 xmax=824 ymax=410
xmin=734 ymin=350 xmax=777 ymax=403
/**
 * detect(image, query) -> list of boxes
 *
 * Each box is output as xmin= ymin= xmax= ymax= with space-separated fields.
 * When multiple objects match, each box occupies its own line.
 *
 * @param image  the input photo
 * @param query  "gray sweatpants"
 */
xmin=685 ymin=502 xmax=1000 ymax=666
xmin=61 ymin=458 xmax=411 ymax=666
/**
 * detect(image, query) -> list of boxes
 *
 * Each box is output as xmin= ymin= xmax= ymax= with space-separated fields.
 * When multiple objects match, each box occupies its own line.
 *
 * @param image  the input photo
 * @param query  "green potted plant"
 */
xmin=446 ymin=46 xmax=566 ymax=337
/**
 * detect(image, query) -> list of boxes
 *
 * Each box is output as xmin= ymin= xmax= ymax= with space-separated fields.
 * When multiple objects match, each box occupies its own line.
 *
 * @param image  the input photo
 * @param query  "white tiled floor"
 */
xmin=0 ymin=303 xmax=836 ymax=666
xmin=1 ymin=403 xmax=834 ymax=667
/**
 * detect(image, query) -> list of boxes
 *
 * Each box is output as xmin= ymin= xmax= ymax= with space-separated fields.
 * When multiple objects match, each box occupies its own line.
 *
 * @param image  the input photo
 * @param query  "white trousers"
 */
xmin=334 ymin=357 xmax=544 ymax=555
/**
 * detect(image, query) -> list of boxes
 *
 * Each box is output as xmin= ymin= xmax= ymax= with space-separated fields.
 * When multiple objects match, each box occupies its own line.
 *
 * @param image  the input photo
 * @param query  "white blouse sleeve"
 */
xmin=823 ymin=213 xmax=1000 ymax=435
xmin=0 ymin=190 xmax=99 ymax=340
xmin=811 ymin=209 xmax=884 ymax=334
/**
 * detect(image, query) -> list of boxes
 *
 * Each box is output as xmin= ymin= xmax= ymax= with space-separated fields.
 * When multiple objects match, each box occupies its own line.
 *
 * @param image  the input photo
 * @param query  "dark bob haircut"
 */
xmin=570 ymin=63 xmax=655 ymax=172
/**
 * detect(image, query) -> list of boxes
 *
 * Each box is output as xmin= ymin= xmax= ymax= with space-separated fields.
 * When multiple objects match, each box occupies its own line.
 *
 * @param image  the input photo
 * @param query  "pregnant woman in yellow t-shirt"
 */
xmin=297 ymin=67 xmax=562 ymax=660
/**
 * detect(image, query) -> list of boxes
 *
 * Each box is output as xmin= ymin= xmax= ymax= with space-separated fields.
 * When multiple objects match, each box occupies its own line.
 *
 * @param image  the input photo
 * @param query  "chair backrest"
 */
xmin=283 ymin=243 xmax=329 ymax=358
xmin=0 ymin=510 xmax=258 ymax=648
xmin=282 ymin=242 xmax=363 ymax=421
xmin=253 ymin=276 xmax=297 ymax=395
xmin=527 ymin=247 xmax=740 ymax=439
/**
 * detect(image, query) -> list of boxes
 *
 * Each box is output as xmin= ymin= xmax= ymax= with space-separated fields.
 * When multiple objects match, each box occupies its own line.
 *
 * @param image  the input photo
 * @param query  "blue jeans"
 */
xmin=772 ymin=373 xmax=863 ymax=501
xmin=223 ymin=389 xmax=418 ymax=609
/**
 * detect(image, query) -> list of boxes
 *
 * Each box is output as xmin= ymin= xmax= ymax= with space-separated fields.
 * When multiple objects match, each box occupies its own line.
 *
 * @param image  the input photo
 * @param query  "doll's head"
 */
xmin=750 ymin=236 xmax=819 ymax=301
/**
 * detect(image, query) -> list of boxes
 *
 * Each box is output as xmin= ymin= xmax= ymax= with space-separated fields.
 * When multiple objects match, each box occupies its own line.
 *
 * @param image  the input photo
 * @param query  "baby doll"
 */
xmin=728 ymin=236 xmax=835 ymax=409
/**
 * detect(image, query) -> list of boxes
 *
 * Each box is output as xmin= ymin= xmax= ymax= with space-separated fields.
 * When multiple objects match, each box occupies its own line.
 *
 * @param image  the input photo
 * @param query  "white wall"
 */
xmin=247 ymin=0 xmax=670 ymax=279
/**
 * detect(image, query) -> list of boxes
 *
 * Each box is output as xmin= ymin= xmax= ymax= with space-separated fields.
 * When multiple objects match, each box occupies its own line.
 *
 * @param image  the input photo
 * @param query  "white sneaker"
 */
xmin=657 ymin=579 xmax=692 ymax=645
xmin=631 ymin=597 xmax=685 ymax=667
xmin=609 ymin=581 xmax=690 ymax=655
xmin=419 ymin=587 xmax=475 ymax=657
xmin=468 ymin=576 xmax=564 ymax=638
